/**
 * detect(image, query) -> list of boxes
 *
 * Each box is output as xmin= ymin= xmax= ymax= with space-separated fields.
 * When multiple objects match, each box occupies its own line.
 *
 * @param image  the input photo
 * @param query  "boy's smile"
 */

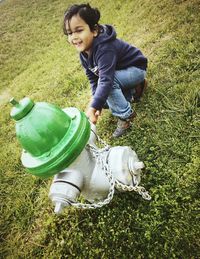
xmin=66 ymin=15 xmax=98 ymax=55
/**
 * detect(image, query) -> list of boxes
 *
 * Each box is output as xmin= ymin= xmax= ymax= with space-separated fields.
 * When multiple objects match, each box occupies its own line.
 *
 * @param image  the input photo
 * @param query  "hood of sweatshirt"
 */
xmin=92 ymin=24 xmax=117 ymax=49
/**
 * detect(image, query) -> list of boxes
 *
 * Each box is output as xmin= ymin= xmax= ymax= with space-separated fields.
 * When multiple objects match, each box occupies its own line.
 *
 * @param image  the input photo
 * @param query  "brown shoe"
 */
xmin=132 ymin=79 xmax=148 ymax=103
xmin=112 ymin=112 xmax=136 ymax=138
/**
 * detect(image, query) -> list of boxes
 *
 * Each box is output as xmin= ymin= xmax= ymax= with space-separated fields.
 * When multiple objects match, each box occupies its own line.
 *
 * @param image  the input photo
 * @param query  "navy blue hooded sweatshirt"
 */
xmin=80 ymin=25 xmax=147 ymax=110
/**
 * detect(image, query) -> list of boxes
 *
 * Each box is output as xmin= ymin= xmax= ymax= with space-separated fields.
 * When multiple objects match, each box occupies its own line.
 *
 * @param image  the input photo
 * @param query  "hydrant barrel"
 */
xmin=10 ymin=97 xmax=91 ymax=178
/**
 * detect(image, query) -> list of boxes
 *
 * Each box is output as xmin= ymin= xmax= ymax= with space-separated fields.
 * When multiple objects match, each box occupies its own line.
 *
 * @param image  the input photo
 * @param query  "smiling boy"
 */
xmin=64 ymin=4 xmax=147 ymax=137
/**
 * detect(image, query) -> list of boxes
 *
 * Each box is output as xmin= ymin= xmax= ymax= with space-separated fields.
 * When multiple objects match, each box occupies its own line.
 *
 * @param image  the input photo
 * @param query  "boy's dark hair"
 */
xmin=63 ymin=3 xmax=100 ymax=35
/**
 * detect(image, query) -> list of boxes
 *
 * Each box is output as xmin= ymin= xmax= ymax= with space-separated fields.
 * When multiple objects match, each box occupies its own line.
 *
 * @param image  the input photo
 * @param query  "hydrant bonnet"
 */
xmin=10 ymin=97 xmax=91 ymax=178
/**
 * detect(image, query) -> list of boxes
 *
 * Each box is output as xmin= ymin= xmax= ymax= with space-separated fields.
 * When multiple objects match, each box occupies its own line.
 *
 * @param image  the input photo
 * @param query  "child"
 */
xmin=63 ymin=3 xmax=147 ymax=137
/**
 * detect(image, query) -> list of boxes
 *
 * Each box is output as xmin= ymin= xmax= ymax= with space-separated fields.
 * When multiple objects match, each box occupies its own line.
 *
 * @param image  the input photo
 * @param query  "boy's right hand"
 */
xmin=86 ymin=107 xmax=101 ymax=124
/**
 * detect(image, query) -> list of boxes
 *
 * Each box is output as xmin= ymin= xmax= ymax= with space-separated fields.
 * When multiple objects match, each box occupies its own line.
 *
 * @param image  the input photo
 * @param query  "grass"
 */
xmin=0 ymin=0 xmax=200 ymax=258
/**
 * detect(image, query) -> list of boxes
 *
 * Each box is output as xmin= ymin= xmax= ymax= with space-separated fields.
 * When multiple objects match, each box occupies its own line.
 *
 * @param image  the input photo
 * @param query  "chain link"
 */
xmin=70 ymin=132 xmax=151 ymax=209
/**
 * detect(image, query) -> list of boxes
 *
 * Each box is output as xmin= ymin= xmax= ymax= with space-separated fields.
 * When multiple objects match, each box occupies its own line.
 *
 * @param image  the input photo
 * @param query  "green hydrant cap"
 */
xmin=10 ymin=97 xmax=34 ymax=120
xmin=10 ymin=97 xmax=91 ymax=178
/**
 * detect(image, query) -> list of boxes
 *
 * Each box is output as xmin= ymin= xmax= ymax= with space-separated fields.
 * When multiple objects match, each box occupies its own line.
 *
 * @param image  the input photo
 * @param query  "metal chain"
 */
xmin=115 ymin=180 xmax=151 ymax=200
xmin=92 ymin=132 xmax=151 ymax=201
xmin=90 ymin=129 xmax=111 ymax=148
xmin=70 ymin=132 xmax=151 ymax=209
xmin=72 ymin=144 xmax=115 ymax=209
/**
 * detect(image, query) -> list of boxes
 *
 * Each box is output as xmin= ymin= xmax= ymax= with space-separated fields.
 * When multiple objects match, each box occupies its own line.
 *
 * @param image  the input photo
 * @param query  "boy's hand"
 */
xmin=86 ymin=107 xmax=101 ymax=124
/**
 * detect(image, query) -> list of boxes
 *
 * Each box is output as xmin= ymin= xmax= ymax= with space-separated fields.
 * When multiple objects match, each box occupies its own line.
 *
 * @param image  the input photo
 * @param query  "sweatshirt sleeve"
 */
xmin=85 ymin=68 xmax=98 ymax=95
xmin=80 ymin=55 xmax=98 ymax=95
xmin=91 ymin=49 xmax=117 ymax=110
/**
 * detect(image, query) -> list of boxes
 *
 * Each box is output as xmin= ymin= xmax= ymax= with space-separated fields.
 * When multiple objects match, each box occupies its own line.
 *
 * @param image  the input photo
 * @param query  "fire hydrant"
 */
xmin=10 ymin=97 xmax=151 ymax=214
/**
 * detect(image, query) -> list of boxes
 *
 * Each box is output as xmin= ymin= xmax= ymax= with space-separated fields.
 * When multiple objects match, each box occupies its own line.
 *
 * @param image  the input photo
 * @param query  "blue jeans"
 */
xmin=106 ymin=66 xmax=146 ymax=119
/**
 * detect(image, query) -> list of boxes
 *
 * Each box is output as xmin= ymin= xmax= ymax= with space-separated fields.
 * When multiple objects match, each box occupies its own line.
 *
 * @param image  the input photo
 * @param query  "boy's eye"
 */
xmin=75 ymin=29 xmax=83 ymax=33
xmin=66 ymin=29 xmax=83 ymax=36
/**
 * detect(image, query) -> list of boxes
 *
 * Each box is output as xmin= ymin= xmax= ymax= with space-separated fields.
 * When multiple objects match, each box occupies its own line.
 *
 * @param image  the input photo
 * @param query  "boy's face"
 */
xmin=66 ymin=14 xmax=97 ymax=54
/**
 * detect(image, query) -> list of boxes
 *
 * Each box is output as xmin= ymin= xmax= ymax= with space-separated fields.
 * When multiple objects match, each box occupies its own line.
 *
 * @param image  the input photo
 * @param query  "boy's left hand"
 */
xmin=86 ymin=107 xmax=101 ymax=124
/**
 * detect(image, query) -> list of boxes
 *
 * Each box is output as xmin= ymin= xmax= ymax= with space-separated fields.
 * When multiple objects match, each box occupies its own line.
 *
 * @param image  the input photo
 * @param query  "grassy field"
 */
xmin=0 ymin=0 xmax=199 ymax=258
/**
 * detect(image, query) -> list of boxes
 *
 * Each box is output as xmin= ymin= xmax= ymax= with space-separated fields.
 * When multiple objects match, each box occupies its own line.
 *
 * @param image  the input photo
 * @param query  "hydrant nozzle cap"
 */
xmin=10 ymin=98 xmax=19 ymax=106
xmin=10 ymin=97 xmax=34 ymax=121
